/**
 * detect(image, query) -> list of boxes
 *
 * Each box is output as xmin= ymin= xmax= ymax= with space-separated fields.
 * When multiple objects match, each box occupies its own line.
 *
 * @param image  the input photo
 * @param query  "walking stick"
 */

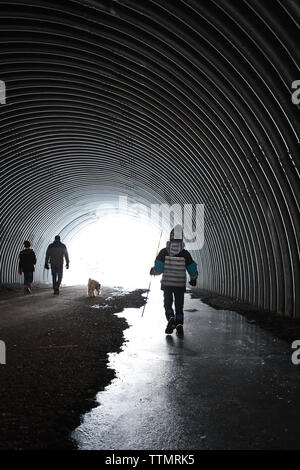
xmin=141 ymin=229 xmax=163 ymax=317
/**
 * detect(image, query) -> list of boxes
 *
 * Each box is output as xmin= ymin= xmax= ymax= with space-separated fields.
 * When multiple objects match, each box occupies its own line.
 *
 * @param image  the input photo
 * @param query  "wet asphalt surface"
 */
xmin=0 ymin=285 xmax=146 ymax=449
xmin=73 ymin=282 xmax=300 ymax=450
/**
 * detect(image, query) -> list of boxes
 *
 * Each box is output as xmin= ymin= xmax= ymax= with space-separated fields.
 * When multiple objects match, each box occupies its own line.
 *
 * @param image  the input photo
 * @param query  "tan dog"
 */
xmin=88 ymin=278 xmax=101 ymax=297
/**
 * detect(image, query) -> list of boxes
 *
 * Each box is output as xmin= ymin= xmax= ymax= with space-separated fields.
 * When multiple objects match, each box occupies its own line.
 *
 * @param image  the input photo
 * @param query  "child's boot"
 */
xmin=165 ymin=317 xmax=175 ymax=334
xmin=175 ymin=312 xmax=184 ymax=337
xmin=165 ymin=308 xmax=175 ymax=334
xmin=176 ymin=324 xmax=184 ymax=338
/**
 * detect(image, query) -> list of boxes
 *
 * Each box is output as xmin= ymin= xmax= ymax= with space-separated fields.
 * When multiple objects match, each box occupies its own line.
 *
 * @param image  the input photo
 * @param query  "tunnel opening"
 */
xmin=63 ymin=212 xmax=165 ymax=290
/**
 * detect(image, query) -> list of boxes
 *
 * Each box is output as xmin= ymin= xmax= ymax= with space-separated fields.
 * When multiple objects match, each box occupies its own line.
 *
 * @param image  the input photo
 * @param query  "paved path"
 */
xmin=0 ymin=285 xmax=112 ymax=328
xmin=73 ymin=282 xmax=300 ymax=450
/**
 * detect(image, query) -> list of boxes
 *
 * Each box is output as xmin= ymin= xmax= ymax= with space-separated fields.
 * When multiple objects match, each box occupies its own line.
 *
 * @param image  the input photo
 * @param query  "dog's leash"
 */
xmin=141 ymin=229 xmax=163 ymax=318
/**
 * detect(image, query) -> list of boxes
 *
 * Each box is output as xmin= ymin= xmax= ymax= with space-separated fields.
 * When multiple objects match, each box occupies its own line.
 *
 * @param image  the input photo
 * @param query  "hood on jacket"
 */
xmin=166 ymin=224 xmax=185 ymax=256
xmin=170 ymin=224 xmax=183 ymax=241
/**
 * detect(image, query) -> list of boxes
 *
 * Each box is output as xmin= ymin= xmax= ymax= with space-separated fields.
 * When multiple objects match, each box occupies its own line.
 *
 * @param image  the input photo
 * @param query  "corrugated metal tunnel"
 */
xmin=0 ymin=0 xmax=299 ymax=316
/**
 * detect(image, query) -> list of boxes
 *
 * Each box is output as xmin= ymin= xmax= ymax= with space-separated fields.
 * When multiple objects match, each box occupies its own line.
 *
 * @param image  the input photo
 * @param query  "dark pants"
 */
xmin=24 ymin=271 xmax=33 ymax=285
xmin=51 ymin=266 xmax=63 ymax=289
xmin=163 ymin=287 xmax=185 ymax=325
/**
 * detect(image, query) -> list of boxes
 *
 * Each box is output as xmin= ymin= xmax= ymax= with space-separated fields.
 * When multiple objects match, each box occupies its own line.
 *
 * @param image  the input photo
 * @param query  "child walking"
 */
xmin=150 ymin=225 xmax=198 ymax=337
xmin=18 ymin=240 xmax=37 ymax=294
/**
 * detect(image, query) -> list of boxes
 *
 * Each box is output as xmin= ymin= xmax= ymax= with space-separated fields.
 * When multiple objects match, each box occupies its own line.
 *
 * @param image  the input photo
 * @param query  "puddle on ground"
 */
xmin=72 ymin=284 xmax=300 ymax=450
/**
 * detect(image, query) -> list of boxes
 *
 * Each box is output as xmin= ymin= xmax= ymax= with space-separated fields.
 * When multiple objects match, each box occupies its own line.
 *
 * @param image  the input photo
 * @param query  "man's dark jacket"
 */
xmin=45 ymin=241 xmax=69 ymax=267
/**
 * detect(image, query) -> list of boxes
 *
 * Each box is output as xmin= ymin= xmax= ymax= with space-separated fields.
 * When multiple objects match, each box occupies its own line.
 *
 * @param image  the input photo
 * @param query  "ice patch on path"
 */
xmin=90 ymin=304 xmax=110 ymax=310
xmin=111 ymin=288 xmax=129 ymax=297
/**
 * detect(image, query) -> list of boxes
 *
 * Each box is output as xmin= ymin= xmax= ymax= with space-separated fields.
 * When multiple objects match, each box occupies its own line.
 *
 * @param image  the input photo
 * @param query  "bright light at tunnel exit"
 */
xmin=64 ymin=215 xmax=166 ymax=290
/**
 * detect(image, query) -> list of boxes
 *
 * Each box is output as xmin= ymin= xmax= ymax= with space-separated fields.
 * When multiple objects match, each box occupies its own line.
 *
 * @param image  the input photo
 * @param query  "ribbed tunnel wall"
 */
xmin=0 ymin=0 xmax=299 ymax=316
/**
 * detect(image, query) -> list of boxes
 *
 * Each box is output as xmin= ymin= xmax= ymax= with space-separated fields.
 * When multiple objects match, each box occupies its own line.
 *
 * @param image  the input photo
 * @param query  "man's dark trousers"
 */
xmin=51 ymin=265 xmax=63 ymax=289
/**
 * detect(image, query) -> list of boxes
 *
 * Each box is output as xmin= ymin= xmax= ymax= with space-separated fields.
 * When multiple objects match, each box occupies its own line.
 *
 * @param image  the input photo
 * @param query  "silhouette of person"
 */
xmin=45 ymin=235 xmax=69 ymax=295
xmin=18 ymin=240 xmax=37 ymax=294
xmin=150 ymin=225 xmax=198 ymax=337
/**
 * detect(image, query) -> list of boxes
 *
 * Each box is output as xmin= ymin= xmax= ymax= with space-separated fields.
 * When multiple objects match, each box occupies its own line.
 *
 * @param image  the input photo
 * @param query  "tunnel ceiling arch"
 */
xmin=0 ymin=0 xmax=299 ymax=316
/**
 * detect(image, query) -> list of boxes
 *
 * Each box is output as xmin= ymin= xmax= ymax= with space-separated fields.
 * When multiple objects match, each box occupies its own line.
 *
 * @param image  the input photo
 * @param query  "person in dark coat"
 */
xmin=149 ymin=225 xmax=198 ymax=337
xmin=18 ymin=240 xmax=37 ymax=294
xmin=44 ymin=235 xmax=69 ymax=295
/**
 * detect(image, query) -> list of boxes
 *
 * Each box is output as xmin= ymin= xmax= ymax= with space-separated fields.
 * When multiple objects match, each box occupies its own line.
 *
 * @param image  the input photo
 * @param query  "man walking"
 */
xmin=45 ymin=235 xmax=69 ymax=295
